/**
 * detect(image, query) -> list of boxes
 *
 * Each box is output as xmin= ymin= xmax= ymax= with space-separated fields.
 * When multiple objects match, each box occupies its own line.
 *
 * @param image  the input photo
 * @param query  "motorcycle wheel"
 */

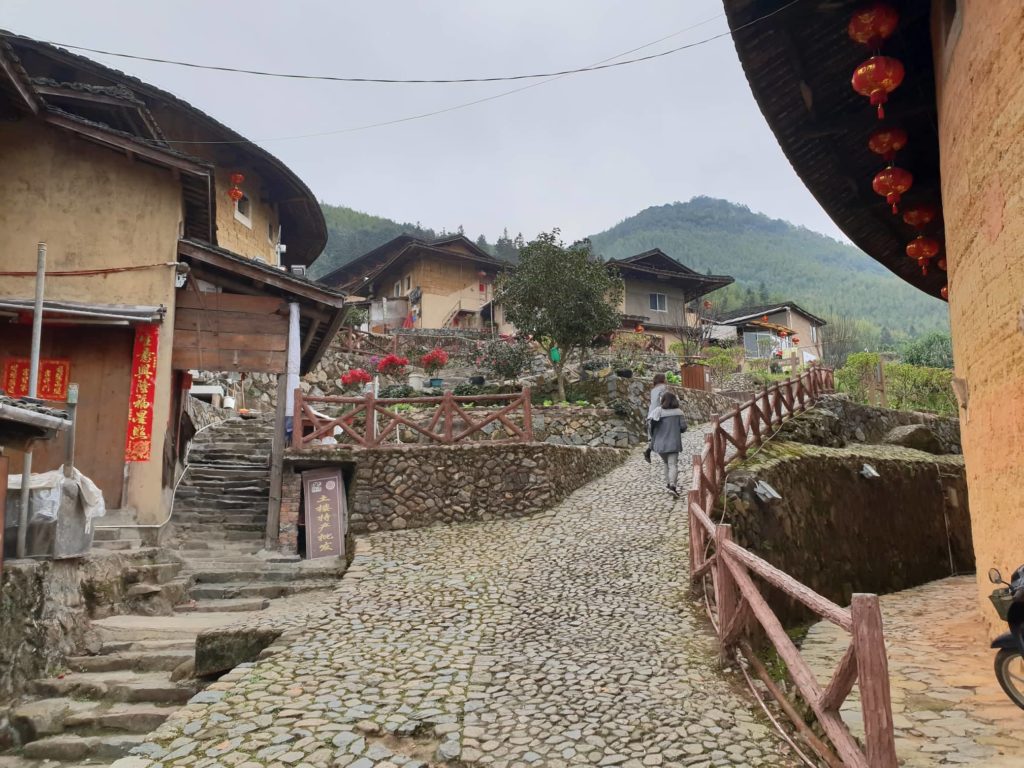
xmin=994 ymin=648 xmax=1024 ymax=710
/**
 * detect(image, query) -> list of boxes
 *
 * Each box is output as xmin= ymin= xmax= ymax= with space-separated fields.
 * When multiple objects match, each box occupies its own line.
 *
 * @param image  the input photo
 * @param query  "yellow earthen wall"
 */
xmin=0 ymin=121 xmax=182 ymax=524
xmin=212 ymin=167 xmax=280 ymax=265
xmin=932 ymin=0 xmax=1024 ymax=633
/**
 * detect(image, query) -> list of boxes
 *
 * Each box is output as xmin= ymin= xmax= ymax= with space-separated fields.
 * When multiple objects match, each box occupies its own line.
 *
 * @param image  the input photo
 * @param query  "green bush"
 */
xmin=479 ymin=338 xmax=534 ymax=380
xmin=378 ymin=384 xmax=416 ymax=399
xmin=836 ymin=352 xmax=956 ymax=415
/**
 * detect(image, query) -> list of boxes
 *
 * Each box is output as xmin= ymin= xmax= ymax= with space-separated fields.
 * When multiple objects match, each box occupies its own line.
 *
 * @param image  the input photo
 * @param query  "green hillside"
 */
xmin=587 ymin=197 xmax=949 ymax=340
xmin=310 ymin=197 xmax=948 ymax=341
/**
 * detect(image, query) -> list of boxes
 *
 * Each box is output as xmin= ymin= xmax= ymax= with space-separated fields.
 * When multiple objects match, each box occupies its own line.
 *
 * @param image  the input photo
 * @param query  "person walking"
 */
xmin=649 ymin=391 xmax=688 ymax=497
xmin=643 ymin=373 xmax=668 ymax=464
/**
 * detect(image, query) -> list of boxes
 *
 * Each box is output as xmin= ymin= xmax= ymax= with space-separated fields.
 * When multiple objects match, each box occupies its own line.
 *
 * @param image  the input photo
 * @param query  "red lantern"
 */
xmin=230 ymin=172 xmax=245 ymax=186
xmin=940 ymin=285 xmax=949 ymax=301
xmin=906 ymin=235 xmax=941 ymax=260
xmin=635 ymin=324 xmax=645 ymax=333
xmin=902 ymin=203 xmax=939 ymax=228
xmin=937 ymin=258 xmax=947 ymax=272
xmin=873 ymin=166 xmax=913 ymax=213
xmin=852 ymin=56 xmax=905 ymax=119
xmin=228 ymin=186 xmax=244 ymax=203
xmin=868 ymin=127 xmax=908 ymax=162
xmin=761 ymin=315 xmax=769 ymax=323
xmin=703 ymin=300 xmax=712 ymax=310
xmin=778 ymin=330 xmax=788 ymax=338
xmin=792 ymin=337 xmax=800 ymax=344
xmin=848 ymin=3 xmax=900 ymax=48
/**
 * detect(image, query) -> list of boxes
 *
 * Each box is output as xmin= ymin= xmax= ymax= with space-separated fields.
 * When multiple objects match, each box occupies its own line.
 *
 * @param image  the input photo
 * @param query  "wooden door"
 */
xmin=3 ymin=326 xmax=134 ymax=506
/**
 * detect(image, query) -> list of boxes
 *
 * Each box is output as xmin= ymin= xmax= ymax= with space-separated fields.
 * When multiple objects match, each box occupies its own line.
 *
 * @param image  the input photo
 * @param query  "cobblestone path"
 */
xmin=132 ymin=434 xmax=798 ymax=768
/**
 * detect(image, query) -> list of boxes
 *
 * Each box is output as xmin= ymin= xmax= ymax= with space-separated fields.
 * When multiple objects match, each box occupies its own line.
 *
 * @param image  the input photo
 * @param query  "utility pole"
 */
xmin=17 ymin=242 xmax=46 ymax=559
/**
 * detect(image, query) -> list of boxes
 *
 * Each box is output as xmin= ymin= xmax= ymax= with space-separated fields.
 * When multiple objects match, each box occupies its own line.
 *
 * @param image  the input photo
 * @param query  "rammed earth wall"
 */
xmin=280 ymin=443 xmax=627 ymax=540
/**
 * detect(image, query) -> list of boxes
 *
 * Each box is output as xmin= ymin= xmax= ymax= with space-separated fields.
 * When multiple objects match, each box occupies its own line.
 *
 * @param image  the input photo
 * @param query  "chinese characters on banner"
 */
xmin=2 ymin=358 xmax=71 ymax=400
xmin=301 ymin=468 xmax=347 ymax=560
xmin=124 ymin=324 xmax=159 ymax=462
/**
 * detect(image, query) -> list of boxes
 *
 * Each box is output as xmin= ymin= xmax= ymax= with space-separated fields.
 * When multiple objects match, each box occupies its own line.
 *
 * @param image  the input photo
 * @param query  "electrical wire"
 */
xmin=45 ymin=1 xmax=799 ymax=86
xmin=63 ymin=0 xmax=800 ymax=145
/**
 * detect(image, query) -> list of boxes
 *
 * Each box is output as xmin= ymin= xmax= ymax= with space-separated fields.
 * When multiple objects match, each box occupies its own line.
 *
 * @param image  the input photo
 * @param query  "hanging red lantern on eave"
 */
xmin=228 ymin=186 xmax=244 ymax=203
xmin=940 ymin=285 xmax=949 ymax=301
xmin=906 ymin=235 xmax=941 ymax=260
xmin=902 ymin=203 xmax=939 ymax=229
xmin=229 ymin=172 xmax=245 ymax=186
xmin=852 ymin=56 xmax=905 ymax=119
xmin=868 ymin=127 xmax=908 ymax=162
xmin=873 ymin=166 xmax=913 ymax=213
xmin=937 ymin=258 xmax=947 ymax=271
xmin=792 ymin=336 xmax=800 ymax=344
xmin=848 ymin=3 xmax=900 ymax=48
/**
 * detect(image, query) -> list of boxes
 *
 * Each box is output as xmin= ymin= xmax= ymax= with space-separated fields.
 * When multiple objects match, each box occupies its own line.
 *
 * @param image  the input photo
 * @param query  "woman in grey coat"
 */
xmin=649 ymin=391 xmax=688 ymax=497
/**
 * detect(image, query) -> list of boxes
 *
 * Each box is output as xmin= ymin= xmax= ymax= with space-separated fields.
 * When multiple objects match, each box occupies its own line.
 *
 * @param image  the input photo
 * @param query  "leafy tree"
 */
xmin=758 ymin=281 xmax=770 ymax=303
xmin=494 ymin=228 xmax=521 ymax=263
xmin=475 ymin=234 xmax=490 ymax=251
xmin=900 ymin=332 xmax=953 ymax=368
xmin=495 ymin=230 xmax=624 ymax=401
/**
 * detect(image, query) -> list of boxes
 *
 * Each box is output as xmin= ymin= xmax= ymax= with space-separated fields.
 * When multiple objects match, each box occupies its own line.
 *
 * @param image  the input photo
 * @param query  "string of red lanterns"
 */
xmin=847 ymin=3 xmax=948 ymax=302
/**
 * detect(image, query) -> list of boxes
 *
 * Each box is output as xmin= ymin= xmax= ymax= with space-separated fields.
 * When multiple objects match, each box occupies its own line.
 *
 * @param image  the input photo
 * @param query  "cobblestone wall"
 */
xmin=282 ymin=443 xmax=627 ymax=537
xmin=724 ymin=441 xmax=973 ymax=627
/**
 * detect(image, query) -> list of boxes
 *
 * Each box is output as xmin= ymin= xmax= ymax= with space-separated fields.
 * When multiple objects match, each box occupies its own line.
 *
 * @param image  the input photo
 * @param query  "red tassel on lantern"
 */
xmin=868 ymin=127 xmax=908 ymax=162
xmin=852 ymin=56 xmax=905 ymax=119
xmin=848 ymin=3 xmax=900 ymax=48
xmin=873 ymin=166 xmax=913 ymax=213
xmin=228 ymin=186 xmax=244 ymax=202
xmin=902 ymin=203 xmax=939 ymax=228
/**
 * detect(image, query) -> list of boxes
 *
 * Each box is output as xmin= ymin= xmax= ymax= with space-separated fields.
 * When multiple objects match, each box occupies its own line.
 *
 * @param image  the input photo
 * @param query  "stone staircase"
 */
xmin=170 ymin=414 xmax=345 ymax=613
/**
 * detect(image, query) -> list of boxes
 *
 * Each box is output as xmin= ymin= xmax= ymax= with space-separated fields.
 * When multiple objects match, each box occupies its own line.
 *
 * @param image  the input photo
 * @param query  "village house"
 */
xmin=607 ymin=249 xmax=734 ymax=352
xmin=723 ymin=0 xmax=1022 ymax=626
xmin=715 ymin=302 xmax=826 ymax=367
xmin=0 ymin=32 xmax=347 ymax=546
xmin=318 ymin=234 xmax=511 ymax=334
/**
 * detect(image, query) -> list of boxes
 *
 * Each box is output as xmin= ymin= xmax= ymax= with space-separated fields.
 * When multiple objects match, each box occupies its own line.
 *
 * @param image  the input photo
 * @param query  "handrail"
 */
xmin=687 ymin=365 xmax=898 ymax=768
xmin=292 ymin=387 xmax=533 ymax=449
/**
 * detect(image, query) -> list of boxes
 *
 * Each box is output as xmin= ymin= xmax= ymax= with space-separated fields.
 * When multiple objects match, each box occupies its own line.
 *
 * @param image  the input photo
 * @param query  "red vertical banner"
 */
xmin=125 ymin=324 xmax=159 ymax=462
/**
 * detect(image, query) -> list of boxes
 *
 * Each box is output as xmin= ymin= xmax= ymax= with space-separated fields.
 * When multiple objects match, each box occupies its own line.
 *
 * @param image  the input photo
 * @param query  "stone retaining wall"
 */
xmin=281 ymin=443 xmax=627 ymax=538
xmin=724 ymin=441 xmax=973 ymax=627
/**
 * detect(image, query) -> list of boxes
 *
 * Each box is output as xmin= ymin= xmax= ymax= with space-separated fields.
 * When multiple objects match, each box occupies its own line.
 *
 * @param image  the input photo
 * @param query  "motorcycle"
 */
xmin=987 ymin=564 xmax=1024 ymax=709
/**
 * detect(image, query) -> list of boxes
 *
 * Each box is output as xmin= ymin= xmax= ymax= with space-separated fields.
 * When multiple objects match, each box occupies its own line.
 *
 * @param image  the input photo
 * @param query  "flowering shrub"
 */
xmin=420 ymin=348 xmax=449 ymax=377
xmin=479 ymin=338 xmax=534 ymax=380
xmin=376 ymin=353 xmax=409 ymax=378
xmin=340 ymin=368 xmax=372 ymax=392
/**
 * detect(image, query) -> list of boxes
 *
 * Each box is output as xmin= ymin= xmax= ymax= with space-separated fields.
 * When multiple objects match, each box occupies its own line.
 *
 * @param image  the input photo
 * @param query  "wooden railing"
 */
xmin=334 ymin=328 xmax=398 ymax=356
xmin=292 ymin=387 xmax=533 ymax=449
xmin=689 ymin=366 xmax=898 ymax=768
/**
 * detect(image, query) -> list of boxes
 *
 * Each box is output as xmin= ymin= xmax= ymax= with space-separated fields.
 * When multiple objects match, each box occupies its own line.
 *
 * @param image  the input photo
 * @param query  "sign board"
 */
xmin=2 ymin=358 xmax=71 ymax=400
xmin=302 ymin=467 xmax=347 ymax=560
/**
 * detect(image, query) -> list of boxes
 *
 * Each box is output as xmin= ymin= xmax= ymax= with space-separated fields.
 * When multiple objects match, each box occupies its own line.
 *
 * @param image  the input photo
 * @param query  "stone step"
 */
xmin=174 ymin=597 xmax=270 ymax=613
xmin=64 ymin=702 xmax=179 ymax=734
xmin=30 ymin=672 xmax=201 ymax=705
xmin=66 ymin=648 xmax=193 ymax=673
xmin=178 ymin=482 xmax=269 ymax=493
xmin=98 ymin=639 xmax=196 ymax=655
xmin=124 ymin=562 xmax=183 ymax=585
xmin=9 ymin=698 xmax=100 ymax=742
xmin=188 ymin=579 xmax=337 ymax=601
xmin=174 ymin=512 xmax=266 ymax=523
xmin=91 ymin=540 xmax=139 ymax=551
xmin=185 ymin=470 xmax=269 ymax=480
xmin=21 ymin=733 xmax=148 ymax=762
xmin=185 ymin=564 xmax=343 ymax=584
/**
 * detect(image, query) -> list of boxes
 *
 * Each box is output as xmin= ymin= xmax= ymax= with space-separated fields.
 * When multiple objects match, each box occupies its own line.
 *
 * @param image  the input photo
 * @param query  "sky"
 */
xmin=2 ymin=0 xmax=849 ymax=244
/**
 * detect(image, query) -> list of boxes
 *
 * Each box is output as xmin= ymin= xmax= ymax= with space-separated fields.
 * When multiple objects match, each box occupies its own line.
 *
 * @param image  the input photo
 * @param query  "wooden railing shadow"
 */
xmin=689 ymin=366 xmax=897 ymax=768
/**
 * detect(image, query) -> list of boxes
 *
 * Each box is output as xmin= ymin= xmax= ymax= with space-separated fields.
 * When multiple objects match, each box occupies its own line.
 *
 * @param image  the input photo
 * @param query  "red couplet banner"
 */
xmin=124 ymin=324 xmax=159 ymax=462
xmin=2 ymin=357 xmax=70 ymax=400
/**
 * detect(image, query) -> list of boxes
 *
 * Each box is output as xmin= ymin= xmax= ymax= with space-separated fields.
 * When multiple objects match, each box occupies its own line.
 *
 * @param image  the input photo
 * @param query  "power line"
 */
xmin=46 ymin=2 xmax=794 ymax=86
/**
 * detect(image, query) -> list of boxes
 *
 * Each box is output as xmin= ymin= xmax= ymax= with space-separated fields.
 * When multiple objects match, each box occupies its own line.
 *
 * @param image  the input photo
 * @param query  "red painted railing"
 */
xmin=292 ymin=387 xmax=533 ymax=449
xmin=689 ymin=366 xmax=897 ymax=768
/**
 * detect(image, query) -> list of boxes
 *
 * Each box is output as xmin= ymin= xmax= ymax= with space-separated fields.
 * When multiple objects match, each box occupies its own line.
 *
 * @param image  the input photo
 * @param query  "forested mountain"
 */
xmin=587 ymin=197 xmax=949 ymax=341
xmin=310 ymin=197 xmax=948 ymax=341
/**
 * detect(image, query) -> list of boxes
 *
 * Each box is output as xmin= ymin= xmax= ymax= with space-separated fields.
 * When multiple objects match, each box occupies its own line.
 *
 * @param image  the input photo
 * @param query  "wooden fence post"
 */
xmin=688 ymin=489 xmax=702 ymax=582
xmin=442 ymin=390 xmax=454 ymax=443
xmin=365 ymin=390 xmax=377 ymax=446
xmin=715 ymin=525 xmax=740 ymax=650
xmin=291 ymin=387 xmax=303 ymax=449
xmin=522 ymin=387 xmax=534 ymax=442
xmin=851 ymin=594 xmax=898 ymax=768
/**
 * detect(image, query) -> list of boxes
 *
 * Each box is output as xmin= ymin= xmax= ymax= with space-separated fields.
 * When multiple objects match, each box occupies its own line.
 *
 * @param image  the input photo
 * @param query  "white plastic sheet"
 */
xmin=7 ymin=466 xmax=106 ymax=531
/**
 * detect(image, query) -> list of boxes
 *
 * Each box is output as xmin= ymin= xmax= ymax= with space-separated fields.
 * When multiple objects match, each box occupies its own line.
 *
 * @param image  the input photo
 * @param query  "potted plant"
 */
xmin=340 ymin=368 xmax=373 ymax=393
xmin=420 ymin=348 xmax=449 ymax=388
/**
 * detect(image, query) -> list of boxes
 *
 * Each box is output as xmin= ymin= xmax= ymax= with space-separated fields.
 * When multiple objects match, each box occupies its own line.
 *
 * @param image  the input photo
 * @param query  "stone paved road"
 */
xmin=131 ymin=433 xmax=799 ymax=768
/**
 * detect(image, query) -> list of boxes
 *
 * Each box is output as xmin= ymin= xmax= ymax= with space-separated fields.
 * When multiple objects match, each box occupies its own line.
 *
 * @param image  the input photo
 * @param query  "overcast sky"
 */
xmin=4 ymin=0 xmax=849 ymax=244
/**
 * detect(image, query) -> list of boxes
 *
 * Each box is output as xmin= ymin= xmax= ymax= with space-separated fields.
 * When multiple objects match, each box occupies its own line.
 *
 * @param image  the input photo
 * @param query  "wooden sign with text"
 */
xmin=302 ymin=467 xmax=347 ymax=560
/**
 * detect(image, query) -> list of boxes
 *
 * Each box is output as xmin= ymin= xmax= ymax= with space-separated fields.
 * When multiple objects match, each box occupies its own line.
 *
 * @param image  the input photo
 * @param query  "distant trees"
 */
xmin=496 ymin=230 xmax=624 ymax=401
xmin=494 ymin=228 xmax=524 ymax=262
xmin=900 ymin=332 xmax=953 ymax=368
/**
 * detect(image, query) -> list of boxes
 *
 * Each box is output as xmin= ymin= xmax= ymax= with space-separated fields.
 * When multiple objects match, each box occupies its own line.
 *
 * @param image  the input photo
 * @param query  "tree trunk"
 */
xmin=555 ymin=361 xmax=566 ymax=403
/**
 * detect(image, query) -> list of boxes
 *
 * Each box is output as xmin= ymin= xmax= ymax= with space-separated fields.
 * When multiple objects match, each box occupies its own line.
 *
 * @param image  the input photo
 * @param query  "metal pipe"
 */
xmin=0 ymin=302 xmax=159 ymax=322
xmin=17 ymin=243 xmax=46 ymax=559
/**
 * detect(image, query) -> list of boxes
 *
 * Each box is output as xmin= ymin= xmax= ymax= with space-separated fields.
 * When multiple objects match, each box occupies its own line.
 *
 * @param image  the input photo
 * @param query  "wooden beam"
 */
xmin=305 ymin=307 xmax=348 ymax=372
xmin=175 ymin=290 xmax=285 ymax=314
xmin=173 ymin=330 xmax=287 ymax=353
xmin=300 ymin=318 xmax=322 ymax=357
xmin=171 ymin=347 xmax=286 ymax=373
xmin=0 ymin=50 xmax=38 ymax=114
xmin=852 ymin=594 xmax=898 ymax=768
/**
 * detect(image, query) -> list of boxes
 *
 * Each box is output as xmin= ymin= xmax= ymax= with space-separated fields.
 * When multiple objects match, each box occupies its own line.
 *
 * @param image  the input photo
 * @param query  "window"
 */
xmin=811 ymin=325 xmax=818 ymax=344
xmin=743 ymin=331 xmax=778 ymax=359
xmin=234 ymin=195 xmax=252 ymax=228
xmin=404 ymin=276 xmax=411 ymax=292
xmin=393 ymin=281 xmax=402 ymax=298
xmin=649 ymin=293 xmax=667 ymax=312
